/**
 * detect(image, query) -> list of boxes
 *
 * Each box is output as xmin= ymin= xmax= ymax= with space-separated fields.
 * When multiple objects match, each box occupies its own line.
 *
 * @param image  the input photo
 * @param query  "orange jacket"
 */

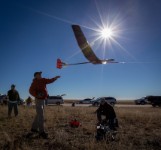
xmin=29 ymin=78 xmax=57 ymax=99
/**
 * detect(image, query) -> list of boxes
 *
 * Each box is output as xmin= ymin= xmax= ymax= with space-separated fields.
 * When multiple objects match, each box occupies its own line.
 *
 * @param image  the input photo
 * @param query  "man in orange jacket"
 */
xmin=29 ymin=71 xmax=60 ymax=139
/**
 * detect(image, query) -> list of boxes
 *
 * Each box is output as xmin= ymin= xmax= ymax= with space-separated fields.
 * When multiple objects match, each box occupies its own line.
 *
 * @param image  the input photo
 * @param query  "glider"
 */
xmin=57 ymin=25 xmax=120 ymax=69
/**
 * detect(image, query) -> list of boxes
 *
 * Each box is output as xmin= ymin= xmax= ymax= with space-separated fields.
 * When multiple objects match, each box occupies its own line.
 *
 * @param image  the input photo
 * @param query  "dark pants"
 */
xmin=31 ymin=99 xmax=45 ymax=133
xmin=8 ymin=102 xmax=18 ymax=117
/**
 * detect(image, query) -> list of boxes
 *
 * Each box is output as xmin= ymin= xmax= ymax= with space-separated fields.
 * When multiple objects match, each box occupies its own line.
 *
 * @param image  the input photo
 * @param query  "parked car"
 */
xmin=46 ymin=96 xmax=64 ymax=105
xmin=0 ymin=94 xmax=7 ymax=105
xmin=146 ymin=96 xmax=161 ymax=107
xmin=0 ymin=95 xmax=24 ymax=105
xmin=91 ymin=97 xmax=117 ymax=106
xmin=79 ymin=98 xmax=94 ymax=104
xmin=134 ymin=97 xmax=148 ymax=105
xmin=18 ymin=98 xmax=25 ymax=105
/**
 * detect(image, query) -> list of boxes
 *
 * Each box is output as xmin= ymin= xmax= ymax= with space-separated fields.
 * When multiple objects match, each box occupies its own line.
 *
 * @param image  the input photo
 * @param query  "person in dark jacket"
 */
xmin=26 ymin=96 xmax=33 ymax=106
xmin=96 ymin=99 xmax=118 ymax=130
xmin=28 ymin=71 xmax=60 ymax=139
xmin=7 ymin=84 xmax=20 ymax=117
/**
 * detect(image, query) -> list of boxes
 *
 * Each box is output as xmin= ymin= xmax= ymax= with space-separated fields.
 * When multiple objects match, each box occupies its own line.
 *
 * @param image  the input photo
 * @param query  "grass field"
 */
xmin=0 ymin=105 xmax=161 ymax=150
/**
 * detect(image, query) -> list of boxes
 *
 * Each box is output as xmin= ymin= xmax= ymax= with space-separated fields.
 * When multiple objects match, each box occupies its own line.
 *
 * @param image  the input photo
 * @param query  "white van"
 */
xmin=46 ymin=96 xmax=64 ymax=105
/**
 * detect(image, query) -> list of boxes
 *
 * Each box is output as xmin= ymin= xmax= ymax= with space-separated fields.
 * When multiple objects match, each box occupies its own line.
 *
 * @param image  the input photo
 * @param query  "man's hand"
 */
xmin=55 ymin=76 xmax=61 ymax=80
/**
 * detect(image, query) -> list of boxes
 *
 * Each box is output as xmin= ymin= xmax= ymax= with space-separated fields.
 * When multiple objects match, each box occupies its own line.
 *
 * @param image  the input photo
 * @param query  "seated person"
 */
xmin=96 ymin=99 xmax=118 ymax=130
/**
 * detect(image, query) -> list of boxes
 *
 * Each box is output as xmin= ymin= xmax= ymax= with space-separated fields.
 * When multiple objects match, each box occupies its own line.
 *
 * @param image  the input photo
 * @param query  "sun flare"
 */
xmin=100 ymin=27 xmax=114 ymax=39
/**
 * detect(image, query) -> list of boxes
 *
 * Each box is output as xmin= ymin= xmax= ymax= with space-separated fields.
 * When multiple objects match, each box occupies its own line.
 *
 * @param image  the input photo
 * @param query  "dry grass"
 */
xmin=0 ymin=105 xmax=161 ymax=150
xmin=116 ymin=100 xmax=135 ymax=105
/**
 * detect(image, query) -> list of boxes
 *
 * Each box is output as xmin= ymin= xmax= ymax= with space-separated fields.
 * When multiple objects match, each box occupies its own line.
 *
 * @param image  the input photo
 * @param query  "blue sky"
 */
xmin=0 ymin=0 xmax=161 ymax=100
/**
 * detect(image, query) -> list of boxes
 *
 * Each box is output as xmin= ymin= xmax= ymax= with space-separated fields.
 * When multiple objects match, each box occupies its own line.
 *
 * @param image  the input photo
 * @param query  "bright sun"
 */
xmin=100 ymin=28 xmax=114 ymax=39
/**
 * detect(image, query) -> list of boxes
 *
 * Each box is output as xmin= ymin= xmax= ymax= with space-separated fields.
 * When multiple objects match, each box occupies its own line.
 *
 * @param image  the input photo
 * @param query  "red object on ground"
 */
xmin=69 ymin=119 xmax=81 ymax=128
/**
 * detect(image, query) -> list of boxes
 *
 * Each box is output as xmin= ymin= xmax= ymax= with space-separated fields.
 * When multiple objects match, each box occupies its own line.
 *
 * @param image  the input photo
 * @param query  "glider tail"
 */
xmin=57 ymin=58 xmax=67 ymax=69
xmin=56 ymin=58 xmax=92 ymax=69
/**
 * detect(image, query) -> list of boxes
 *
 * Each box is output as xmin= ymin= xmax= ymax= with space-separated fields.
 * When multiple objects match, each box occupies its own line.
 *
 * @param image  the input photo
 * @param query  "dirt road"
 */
xmin=62 ymin=103 xmax=152 ymax=107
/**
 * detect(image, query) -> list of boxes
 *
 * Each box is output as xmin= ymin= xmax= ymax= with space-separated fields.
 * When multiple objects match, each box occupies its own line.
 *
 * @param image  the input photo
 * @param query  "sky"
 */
xmin=0 ymin=0 xmax=161 ymax=100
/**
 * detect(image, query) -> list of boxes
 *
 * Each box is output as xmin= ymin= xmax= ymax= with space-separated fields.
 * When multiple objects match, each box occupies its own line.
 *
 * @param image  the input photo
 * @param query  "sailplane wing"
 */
xmin=72 ymin=25 xmax=101 ymax=64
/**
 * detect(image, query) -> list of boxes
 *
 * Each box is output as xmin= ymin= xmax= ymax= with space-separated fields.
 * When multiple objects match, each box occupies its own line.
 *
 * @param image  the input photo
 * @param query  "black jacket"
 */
xmin=97 ymin=102 xmax=116 ymax=120
xmin=7 ymin=90 xmax=20 ymax=101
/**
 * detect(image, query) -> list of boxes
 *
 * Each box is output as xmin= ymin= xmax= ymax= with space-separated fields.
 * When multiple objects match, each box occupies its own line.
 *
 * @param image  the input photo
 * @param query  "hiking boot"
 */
xmin=113 ymin=127 xmax=117 ymax=131
xmin=39 ymin=132 xmax=48 ymax=139
xmin=31 ymin=129 xmax=39 ymax=133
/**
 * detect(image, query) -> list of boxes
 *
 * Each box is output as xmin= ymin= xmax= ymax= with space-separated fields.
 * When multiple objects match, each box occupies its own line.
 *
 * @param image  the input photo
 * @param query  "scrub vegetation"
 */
xmin=0 ymin=105 xmax=161 ymax=150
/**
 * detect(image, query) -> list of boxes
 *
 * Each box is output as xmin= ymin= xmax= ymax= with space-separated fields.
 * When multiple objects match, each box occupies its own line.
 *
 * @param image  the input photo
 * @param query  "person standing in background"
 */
xmin=7 ymin=84 xmax=20 ymax=118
